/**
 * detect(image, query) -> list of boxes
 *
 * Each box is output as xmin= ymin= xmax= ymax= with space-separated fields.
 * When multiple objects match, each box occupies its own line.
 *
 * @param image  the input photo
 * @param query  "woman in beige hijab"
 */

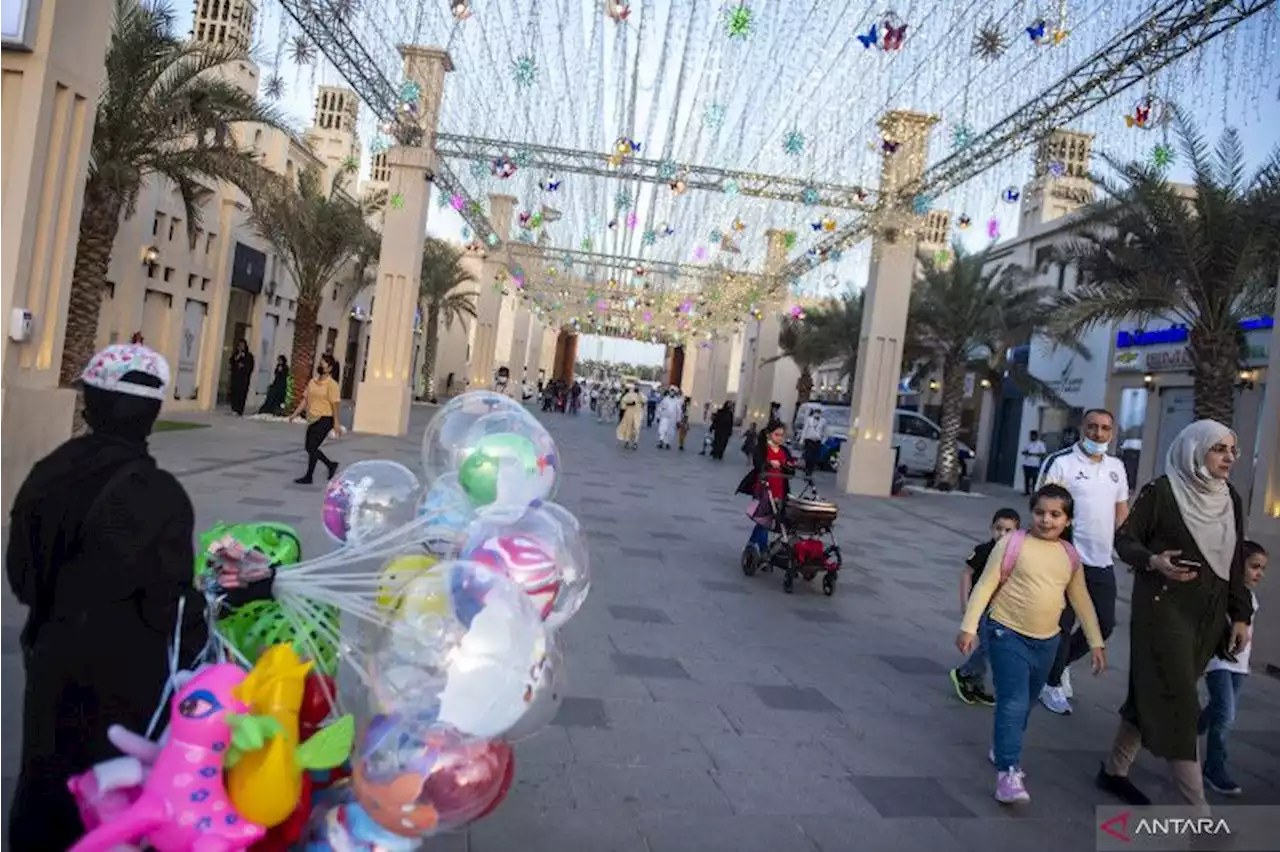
xmin=1098 ymin=419 xmax=1254 ymax=809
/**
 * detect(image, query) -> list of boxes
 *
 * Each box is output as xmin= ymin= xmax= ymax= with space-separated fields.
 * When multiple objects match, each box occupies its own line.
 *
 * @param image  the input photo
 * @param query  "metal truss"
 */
xmin=275 ymin=0 xmax=502 ymax=246
xmin=435 ymin=134 xmax=879 ymax=211
xmin=509 ymin=244 xmax=771 ymax=287
xmin=781 ymin=0 xmax=1275 ymax=281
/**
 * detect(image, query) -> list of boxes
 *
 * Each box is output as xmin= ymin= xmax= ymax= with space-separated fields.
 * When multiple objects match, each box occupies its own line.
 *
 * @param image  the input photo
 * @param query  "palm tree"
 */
xmin=766 ymin=313 xmax=840 ymax=418
xmin=418 ymin=237 xmax=478 ymax=399
xmin=806 ymin=292 xmax=864 ymax=392
xmin=908 ymin=245 xmax=1076 ymax=490
xmin=248 ymin=165 xmax=384 ymax=401
xmin=59 ymin=0 xmax=286 ymax=388
xmin=1051 ymin=112 xmax=1280 ymax=424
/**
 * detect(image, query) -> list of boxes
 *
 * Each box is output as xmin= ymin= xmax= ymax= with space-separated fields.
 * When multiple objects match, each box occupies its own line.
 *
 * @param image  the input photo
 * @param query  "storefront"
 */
xmin=1106 ymin=317 xmax=1272 ymax=506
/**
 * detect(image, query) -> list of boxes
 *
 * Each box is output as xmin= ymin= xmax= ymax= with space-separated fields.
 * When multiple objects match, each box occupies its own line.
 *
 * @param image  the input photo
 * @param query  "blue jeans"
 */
xmin=958 ymin=613 xmax=990 ymax=681
xmin=988 ymin=620 xmax=1059 ymax=770
xmin=1198 ymin=669 xmax=1244 ymax=782
xmin=748 ymin=524 xmax=769 ymax=550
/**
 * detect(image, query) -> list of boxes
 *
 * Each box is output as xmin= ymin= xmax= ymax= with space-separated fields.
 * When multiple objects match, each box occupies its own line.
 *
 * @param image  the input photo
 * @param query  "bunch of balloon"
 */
xmin=265 ymin=391 xmax=592 ymax=849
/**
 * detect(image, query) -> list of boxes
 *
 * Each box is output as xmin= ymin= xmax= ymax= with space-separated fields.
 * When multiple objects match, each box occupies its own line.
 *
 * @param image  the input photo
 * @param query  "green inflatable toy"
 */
xmin=195 ymin=521 xmax=340 ymax=675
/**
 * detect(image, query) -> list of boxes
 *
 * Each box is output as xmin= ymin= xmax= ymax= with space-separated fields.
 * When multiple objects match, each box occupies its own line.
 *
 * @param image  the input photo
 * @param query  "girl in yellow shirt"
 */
xmin=957 ymin=483 xmax=1107 ymax=804
xmin=288 ymin=359 xmax=343 ymax=483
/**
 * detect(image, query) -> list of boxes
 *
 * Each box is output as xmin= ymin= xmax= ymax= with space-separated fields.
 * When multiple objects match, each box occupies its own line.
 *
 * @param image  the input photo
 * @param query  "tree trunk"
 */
xmin=60 ymin=183 xmax=124 ymax=436
xmin=933 ymin=360 xmax=967 ymax=490
xmin=1189 ymin=326 xmax=1239 ymax=425
xmin=420 ymin=302 xmax=441 ymax=400
xmin=291 ymin=296 xmax=321 ymax=412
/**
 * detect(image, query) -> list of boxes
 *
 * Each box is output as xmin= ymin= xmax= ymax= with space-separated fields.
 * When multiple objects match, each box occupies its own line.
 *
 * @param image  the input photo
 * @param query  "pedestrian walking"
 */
xmin=646 ymin=387 xmax=660 ymax=428
xmin=948 ymin=507 xmax=1021 ymax=707
xmin=289 ymin=358 xmax=343 ymax=484
xmin=677 ymin=397 xmax=691 ymax=451
xmin=799 ymin=406 xmax=827 ymax=476
xmin=656 ymin=388 xmax=681 ymax=449
xmin=1098 ymin=419 xmax=1254 ymax=810
xmin=709 ymin=402 xmax=735 ymax=459
xmin=616 ymin=384 xmax=644 ymax=449
xmin=1020 ymin=430 xmax=1047 ymax=495
xmin=958 ymin=484 xmax=1106 ymax=804
xmin=1035 ymin=409 xmax=1129 ymax=715
xmin=228 ymin=338 xmax=255 ymax=415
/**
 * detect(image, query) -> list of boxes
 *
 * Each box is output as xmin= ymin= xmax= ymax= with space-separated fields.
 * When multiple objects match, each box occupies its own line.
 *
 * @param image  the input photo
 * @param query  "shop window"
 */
xmin=146 ymin=263 xmax=157 ymax=279
xmin=201 ymin=277 xmax=210 ymax=291
xmin=163 ymin=266 xmax=174 ymax=282
xmin=153 ymin=212 xmax=165 ymax=236
xmin=168 ymin=218 xmax=181 ymax=242
xmin=188 ymin=274 xmax=198 ymax=289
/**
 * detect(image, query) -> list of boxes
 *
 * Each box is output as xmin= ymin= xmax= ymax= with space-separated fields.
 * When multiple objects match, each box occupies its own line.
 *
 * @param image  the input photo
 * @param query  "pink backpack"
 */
xmin=998 ymin=529 xmax=1081 ymax=585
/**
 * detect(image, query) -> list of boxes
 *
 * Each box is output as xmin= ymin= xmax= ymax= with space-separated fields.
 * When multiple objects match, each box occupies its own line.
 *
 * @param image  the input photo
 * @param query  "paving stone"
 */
xmin=552 ymin=696 xmax=610 ymax=729
xmin=877 ymin=654 xmax=950 ymax=675
xmin=607 ymin=605 xmax=673 ymax=624
xmin=236 ymin=496 xmax=285 ymax=507
xmin=569 ymin=727 xmax=713 ymax=772
xmin=566 ymin=763 xmax=733 ymax=814
xmin=220 ymin=471 xmax=261 ymax=480
xmin=700 ymin=579 xmax=750 ymax=593
xmin=651 ymin=530 xmax=688 ymax=541
xmin=752 ymin=684 xmax=839 ymax=713
xmin=612 ymin=653 xmax=690 ymax=679
xmin=620 ymin=546 xmax=663 ymax=559
xmin=638 ymin=812 xmax=816 ymax=852
xmin=850 ymin=776 xmax=975 ymax=818
xmin=469 ymin=807 xmax=648 ymax=852
xmin=797 ymin=815 xmax=965 ymax=852
xmin=793 ymin=609 xmax=845 ymax=624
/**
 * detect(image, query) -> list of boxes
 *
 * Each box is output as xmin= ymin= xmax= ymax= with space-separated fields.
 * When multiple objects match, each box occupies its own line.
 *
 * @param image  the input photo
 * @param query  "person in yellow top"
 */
xmin=957 ymin=483 xmax=1106 ymax=805
xmin=615 ymin=384 xmax=644 ymax=450
xmin=288 ymin=358 xmax=343 ymax=484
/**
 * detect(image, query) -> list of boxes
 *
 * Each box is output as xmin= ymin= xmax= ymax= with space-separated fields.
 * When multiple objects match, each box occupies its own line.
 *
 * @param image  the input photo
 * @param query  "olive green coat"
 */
xmin=1113 ymin=476 xmax=1254 ymax=761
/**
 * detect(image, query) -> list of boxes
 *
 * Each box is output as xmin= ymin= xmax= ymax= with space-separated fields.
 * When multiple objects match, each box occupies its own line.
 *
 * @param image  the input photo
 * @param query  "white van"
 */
xmin=793 ymin=403 xmax=974 ymax=476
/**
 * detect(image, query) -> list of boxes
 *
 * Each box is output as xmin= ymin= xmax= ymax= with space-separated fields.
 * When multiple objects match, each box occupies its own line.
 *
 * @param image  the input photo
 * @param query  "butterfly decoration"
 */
xmin=451 ymin=1 xmax=472 ymax=21
xmin=634 ymin=265 xmax=648 ymax=277
xmin=882 ymin=22 xmax=908 ymax=51
xmin=1047 ymin=160 xmax=1066 ymax=178
xmin=1026 ymin=18 xmax=1050 ymax=45
xmin=518 ymin=211 xmax=532 ymax=228
xmin=608 ymin=219 xmax=618 ymax=230
xmin=660 ymin=223 xmax=676 ymax=238
xmin=957 ymin=214 xmax=972 ymax=230
xmin=694 ymin=246 xmax=709 ymax=261
xmin=490 ymin=157 xmax=517 ymax=179
xmin=670 ymin=178 xmax=687 ymax=195
xmin=614 ymin=136 xmax=642 ymax=156
xmin=809 ymin=216 xmax=837 ymax=232
xmin=1052 ymin=27 xmax=1068 ymax=44
xmin=857 ymin=23 xmax=878 ymax=49
xmin=732 ymin=217 xmax=746 ymax=233
xmin=1124 ymin=102 xmax=1151 ymax=129
xmin=853 ymin=186 xmax=869 ymax=203
xmin=450 ymin=194 xmax=465 ymax=211
xmin=882 ymin=138 xmax=901 ymax=155
xmin=1002 ymin=186 xmax=1020 ymax=204
xmin=626 ymin=212 xmax=639 ymax=229
xmin=539 ymin=176 xmax=561 ymax=192
xmin=987 ymin=218 xmax=1001 ymax=241
xmin=606 ymin=0 xmax=631 ymax=23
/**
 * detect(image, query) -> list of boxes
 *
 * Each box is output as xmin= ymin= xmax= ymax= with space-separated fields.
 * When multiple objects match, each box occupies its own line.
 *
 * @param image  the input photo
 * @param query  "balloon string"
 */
xmin=145 ymin=593 xmax=187 ymax=740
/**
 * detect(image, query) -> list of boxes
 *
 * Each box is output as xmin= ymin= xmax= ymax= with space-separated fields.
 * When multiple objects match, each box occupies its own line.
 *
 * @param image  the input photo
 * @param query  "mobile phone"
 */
xmin=1173 ymin=557 xmax=1202 ymax=570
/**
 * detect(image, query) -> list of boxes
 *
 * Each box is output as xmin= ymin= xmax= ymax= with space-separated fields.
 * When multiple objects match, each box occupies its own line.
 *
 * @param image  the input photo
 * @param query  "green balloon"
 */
xmin=195 ymin=521 xmax=339 ymax=674
xmin=456 ymin=433 xmax=539 ymax=507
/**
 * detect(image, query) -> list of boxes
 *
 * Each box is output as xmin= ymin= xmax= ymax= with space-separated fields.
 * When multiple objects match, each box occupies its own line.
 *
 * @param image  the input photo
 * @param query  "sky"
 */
xmin=176 ymin=1 xmax=1280 ymax=363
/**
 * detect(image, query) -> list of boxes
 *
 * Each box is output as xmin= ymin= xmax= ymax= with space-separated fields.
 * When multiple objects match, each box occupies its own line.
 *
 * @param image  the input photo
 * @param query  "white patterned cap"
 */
xmin=78 ymin=343 xmax=171 ymax=400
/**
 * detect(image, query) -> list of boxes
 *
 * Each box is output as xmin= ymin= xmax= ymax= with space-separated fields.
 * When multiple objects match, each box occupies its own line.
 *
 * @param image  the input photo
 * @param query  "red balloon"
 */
xmin=419 ymin=739 xmax=514 ymax=828
xmin=299 ymin=673 xmax=337 ymax=741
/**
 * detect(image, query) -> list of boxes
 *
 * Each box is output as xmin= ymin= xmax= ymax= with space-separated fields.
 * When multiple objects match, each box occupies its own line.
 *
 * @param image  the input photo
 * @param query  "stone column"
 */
xmin=469 ymin=194 xmax=516 ymax=386
xmin=1247 ymin=278 xmax=1280 ymax=673
xmin=838 ymin=109 xmax=939 ymax=496
xmin=1 ymin=0 xmax=114 ymax=513
xmin=740 ymin=230 xmax=796 ymax=425
xmin=352 ymin=46 xmax=452 ymax=436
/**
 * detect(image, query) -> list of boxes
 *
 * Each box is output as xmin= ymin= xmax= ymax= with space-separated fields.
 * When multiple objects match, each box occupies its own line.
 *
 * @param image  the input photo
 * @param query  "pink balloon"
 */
xmin=418 ymin=738 xmax=514 ymax=828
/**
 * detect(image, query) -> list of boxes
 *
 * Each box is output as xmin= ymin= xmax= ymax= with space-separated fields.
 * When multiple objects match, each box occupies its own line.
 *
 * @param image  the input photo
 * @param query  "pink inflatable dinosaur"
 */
xmin=68 ymin=664 xmax=266 ymax=852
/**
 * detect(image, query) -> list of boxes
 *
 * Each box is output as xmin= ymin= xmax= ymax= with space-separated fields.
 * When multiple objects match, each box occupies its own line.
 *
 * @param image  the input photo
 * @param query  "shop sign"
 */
xmin=1113 ymin=340 xmax=1270 ymax=374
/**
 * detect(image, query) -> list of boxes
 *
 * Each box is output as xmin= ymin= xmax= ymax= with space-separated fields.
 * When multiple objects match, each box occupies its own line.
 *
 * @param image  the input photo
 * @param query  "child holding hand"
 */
xmin=949 ymin=508 xmax=1022 ymax=707
xmin=958 ymin=484 xmax=1107 ymax=804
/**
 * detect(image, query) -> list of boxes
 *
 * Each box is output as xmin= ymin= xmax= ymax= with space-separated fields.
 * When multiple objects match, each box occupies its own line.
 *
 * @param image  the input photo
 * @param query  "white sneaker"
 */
xmin=1039 ymin=684 xmax=1073 ymax=715
xmin=1061 ymin=668 xmax=1074 ymax=698
xmin=988 ymin=747 xmax=995 ymax=766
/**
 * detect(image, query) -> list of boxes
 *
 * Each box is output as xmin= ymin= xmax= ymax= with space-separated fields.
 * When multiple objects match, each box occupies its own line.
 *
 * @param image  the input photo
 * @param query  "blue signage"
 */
xmin=1116 ymin=316 xmax=1273 ymax=349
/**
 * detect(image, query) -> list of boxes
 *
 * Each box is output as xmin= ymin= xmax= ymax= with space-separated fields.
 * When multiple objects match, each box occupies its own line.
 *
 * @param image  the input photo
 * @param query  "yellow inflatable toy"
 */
xmin=376 ymin=554 xmax=438 ymax=611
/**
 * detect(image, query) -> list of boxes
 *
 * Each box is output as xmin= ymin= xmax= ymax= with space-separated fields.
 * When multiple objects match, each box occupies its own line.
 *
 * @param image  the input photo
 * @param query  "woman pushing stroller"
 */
xmin=737 ymin=421 xmax=794 ymax=552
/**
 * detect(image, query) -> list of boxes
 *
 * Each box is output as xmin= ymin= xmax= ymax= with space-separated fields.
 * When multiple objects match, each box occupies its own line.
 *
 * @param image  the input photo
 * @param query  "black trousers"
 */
xmin=1022 ymin=465 xmax=1040 ymax=495
xmin=1047 ymin=564 xmax=1118 ymax=686
xmin=303 ymin=416 xmax=335 ymax=478
xmin=803 ymin=439 xmax=822 ymax=475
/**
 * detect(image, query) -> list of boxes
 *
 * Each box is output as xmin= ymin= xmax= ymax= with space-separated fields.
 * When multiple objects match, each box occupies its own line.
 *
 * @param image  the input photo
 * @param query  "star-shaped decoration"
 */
xmin=262 ymin=74 xmax=285 ymax=101
xmin=725 ymin=3 xmax=753 ymax=39
xmin=486 ymin=233 xmax=499 ymax=247
xmin=468 ymin=160 xmax=488 ymax=180
xmin=287 ymin=34 xmax=315 ymax=65
xmin=972 ymin=19 xmax=1008 ymax=60
xmin=614 ymin=189 xmax=633 ymax=211
xmin=642 ymin=230 xmax=657 ymax=246
xmin=400 ymin=80 xmax=422 ymax=105
xmin=951 ymin=123 xmax=976 ymax=152
xmin=829 ymin=249 xmax=844 ymax=262
xmin=912 ymin=194 xmax=934 ymax=215
xmin=722 ymin=180 xmax=740 ymax=199
xmin=703 ymin=103 xmax=726 ymax=129
xmin=514 ymin=148 xmax=534 ymax=168
xmin=782 ymin=130 xmax=805 ymax=156
xmin=389 ymin=192 xmax=404 ymax=209
xmin=709 ymin=229 xmax=724 ymax=244
xmin=512 ymin=55 xmax=537 ymax=89
xmin=657 ymin=159 xmax=678 ymax=181
xmin=934 ymin=249 xmax=951 ymax=265
xmin=801 ymin=187 xmax=820 ymax=206
xmin=436 ymin=191 xmax=450 ymax=209
xmin=581 ymin=237 xmax=593 ymax=251
xmin=1150 ymin=142 xmax=1175 ymax=170
xmin=468 ymin=200 xmax=484 ymax=217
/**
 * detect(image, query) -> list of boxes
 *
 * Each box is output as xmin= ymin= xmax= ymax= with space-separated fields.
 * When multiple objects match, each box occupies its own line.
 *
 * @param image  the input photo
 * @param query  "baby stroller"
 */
xmin=741 ymin=475 xmax=842 ymax=595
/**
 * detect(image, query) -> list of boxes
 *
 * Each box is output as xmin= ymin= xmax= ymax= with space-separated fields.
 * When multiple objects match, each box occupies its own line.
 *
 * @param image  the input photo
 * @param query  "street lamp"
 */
xmin=141 ymin=245 xmax=159 ymax=265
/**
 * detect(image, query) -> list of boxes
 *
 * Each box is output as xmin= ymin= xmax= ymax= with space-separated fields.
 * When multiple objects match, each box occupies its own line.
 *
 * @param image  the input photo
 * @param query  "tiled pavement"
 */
xmin=3 ymin=405 xmax=1279 ymax=851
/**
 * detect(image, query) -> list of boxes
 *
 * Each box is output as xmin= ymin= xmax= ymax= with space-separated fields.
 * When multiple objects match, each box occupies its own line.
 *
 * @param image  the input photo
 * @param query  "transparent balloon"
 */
xmin=420 ymin=391 xmax=527 ymax=484
xmin=415 ymin=472 xmax=475 ymax=557
xmin=322 ymin=460 xmax=422 ymax=546
xmin=460 ymin=502 xmax=590 ymax=632
xmin=462 ymin=409 xmax=560 ymax=501
xmin=375 ymin=552 xmax=438 ymax=613
xmin=369 ymin=560 xmax=548 ymax=741
xmin=453 ymin=415 xmax=558 ymax=518
xmin=501 ymin=640 xmax=564 ymax=743
xmin=463 ymin=533 xmax=561 ymax=620
xmin=352 ymin=718 xmax=514 ymax=839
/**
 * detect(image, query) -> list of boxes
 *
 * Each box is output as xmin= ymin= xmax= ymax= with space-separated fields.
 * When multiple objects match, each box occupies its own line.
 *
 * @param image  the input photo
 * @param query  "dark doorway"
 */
xmin=987 ymin=390 xmax=1024 ymax=486
xmin=342 ymin=319 xmax=360 ymax=399
xmin=668 ymin=346 xmax=685 ymax=387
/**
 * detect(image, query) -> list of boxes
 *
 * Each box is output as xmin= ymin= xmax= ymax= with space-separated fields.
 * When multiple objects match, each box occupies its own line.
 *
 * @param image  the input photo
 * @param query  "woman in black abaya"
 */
xmin=228 ymin=338 xmax=255 ymax=415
